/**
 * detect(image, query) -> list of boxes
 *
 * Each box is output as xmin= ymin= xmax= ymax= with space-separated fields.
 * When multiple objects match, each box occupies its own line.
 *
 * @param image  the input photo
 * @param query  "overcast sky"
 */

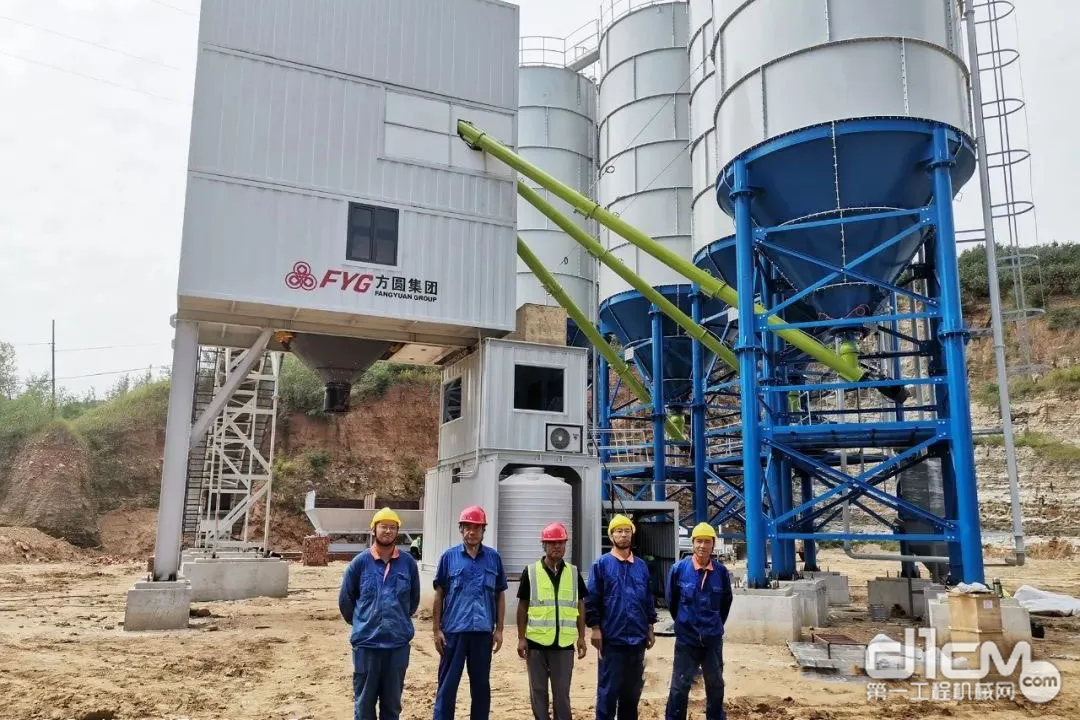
xmin=0 ymin=0 xmax=1073 ymax=397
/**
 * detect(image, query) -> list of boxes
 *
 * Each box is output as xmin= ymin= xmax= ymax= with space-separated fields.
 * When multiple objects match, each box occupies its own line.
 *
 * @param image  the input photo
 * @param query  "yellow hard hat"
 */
xmin=607 ymin=514 xmax=635 ymax=534
xmin=690 ymin=522 xmax=717 ymax=541
xmin=370 ymin=507 xmax=402 ymax=529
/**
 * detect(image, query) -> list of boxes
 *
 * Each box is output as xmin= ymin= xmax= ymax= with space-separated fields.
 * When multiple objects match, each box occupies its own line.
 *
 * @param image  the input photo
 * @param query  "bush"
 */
xmin=277 ymin=356 xmax=439 ymax=416
xmin=304 ymin=449 xmax=332 ymax=478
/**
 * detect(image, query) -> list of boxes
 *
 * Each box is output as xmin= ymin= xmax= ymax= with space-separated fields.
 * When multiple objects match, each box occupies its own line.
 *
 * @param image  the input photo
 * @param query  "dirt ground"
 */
xmin=0 ymin=549 xmax=1078 ymax=720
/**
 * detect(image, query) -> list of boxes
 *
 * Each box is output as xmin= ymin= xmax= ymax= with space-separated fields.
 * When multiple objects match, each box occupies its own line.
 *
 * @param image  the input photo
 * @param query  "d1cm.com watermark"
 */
xmin=864 ymin=627 xmax=1061 ymax=704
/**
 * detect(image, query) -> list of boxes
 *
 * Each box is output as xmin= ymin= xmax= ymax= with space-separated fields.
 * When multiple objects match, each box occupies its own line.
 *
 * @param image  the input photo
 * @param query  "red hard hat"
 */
xmin=458 ymin=505 xmax=488 ymax=525
xmin=540 ymin=522 xmax=568 ymax=542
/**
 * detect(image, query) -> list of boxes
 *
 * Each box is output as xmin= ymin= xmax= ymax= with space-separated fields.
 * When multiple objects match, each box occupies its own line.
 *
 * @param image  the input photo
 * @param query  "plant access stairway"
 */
xmin=181 ymin=347 xmax=280 ymax=550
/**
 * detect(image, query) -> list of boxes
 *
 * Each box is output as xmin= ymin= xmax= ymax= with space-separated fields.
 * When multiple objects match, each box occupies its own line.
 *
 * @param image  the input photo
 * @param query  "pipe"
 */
xmin=516 ymin=236 xmax=686 ymax=442
xmin=963 ymin=0 xmax=1026 ymax=566
xmin=517 ymin=182 xmax=739 ymax=371
xmin=458 ymin=121 xmax=865 ymax=384
xmin=842 ymin=502 xmax=951 ymax=564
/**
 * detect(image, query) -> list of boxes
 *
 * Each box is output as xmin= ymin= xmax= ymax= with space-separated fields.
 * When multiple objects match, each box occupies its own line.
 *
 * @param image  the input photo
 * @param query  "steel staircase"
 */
xmin=181 ymin=347 xmax=280 ymax=550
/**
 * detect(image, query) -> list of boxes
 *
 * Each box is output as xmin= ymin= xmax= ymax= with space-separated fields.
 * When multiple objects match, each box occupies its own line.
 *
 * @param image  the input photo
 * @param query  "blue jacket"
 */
xmin=434 ymin=543 xmax=508 ymax=634
xmin=338 ymin=548 xmax=421 ymax=650
xmin=585 ymin=552 xmax=657 ymax=647
xmin=666 ymin=556 xmax=733 ymax=647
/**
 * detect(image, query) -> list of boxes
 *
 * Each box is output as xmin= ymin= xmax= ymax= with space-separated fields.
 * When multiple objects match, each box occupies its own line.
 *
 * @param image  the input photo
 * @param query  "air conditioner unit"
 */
xmin=545 ymin=423 xmax=583 ymax=454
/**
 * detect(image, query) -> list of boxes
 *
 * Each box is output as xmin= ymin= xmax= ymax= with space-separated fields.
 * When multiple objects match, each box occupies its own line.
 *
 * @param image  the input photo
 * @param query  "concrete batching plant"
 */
xmin=127 ymin=0 xmax=1029 ymax=638
xmin=126 ymin=0 xmax=526 ymax=630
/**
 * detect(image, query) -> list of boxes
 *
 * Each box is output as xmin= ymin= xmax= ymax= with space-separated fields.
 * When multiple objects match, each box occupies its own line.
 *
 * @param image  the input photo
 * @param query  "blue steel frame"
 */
xmin=596 ymin=290 xmax=743 ymax=529
xmin=707 ymin=121 xmax=985 ymax=587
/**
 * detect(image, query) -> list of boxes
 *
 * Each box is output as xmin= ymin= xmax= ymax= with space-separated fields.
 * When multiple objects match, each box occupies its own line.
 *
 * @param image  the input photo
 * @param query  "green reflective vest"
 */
xmin=525 ymin=560 xmax=579 ymax=647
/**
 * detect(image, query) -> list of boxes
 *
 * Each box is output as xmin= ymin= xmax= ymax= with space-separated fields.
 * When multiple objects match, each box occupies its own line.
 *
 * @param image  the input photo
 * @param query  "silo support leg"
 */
xmin=929 ymin=127 xmax=985 ymax=586
xmin=152 ymin=319 xmax=201 ymax=582
xmin=732 ymin=158 xmax=767 ymax=588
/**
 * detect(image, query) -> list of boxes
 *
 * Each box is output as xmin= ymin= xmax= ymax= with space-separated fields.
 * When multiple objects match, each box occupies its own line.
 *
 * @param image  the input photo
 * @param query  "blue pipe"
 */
xmin=598 ymin=353 xmax=611 ymax=502
xmin=930 ymin=126 xmax=985 ymax=585
xmin=732 ymin=158 xmax=767 ymax=587
xmin=650 ymin=305 xmax=666 ymax=502
xmin=691 ymin=287 xmax=708 ymax=523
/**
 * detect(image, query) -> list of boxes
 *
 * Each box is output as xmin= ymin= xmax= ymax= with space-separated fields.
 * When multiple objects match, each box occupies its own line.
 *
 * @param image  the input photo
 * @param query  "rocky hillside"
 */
xmin=0 ymin=365 xmax=441 ymax=556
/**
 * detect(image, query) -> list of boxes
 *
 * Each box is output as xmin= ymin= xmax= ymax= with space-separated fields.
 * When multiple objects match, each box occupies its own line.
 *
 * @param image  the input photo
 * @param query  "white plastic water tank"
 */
xmin=497 ymin=467 xmax=574 ymax=577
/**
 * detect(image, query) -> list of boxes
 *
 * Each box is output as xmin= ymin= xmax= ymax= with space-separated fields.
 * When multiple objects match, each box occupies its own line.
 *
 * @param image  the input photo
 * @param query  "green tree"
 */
xmin=0 ymin=341 xmax=17 ymax=400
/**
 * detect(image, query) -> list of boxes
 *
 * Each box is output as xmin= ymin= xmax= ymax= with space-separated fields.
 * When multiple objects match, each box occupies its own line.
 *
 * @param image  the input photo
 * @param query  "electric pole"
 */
xmin=50 ymin=319 xmax=56 ymax=417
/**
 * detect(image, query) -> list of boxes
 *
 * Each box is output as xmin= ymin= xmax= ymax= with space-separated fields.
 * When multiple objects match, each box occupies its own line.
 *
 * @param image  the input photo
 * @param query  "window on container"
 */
xmin=442 ymin=378 xmax=462 ymax=423
xmin=513 ymin=365 xmax=565 ymax=413
xmin=346 ymin=202 xmax=399 ymax=266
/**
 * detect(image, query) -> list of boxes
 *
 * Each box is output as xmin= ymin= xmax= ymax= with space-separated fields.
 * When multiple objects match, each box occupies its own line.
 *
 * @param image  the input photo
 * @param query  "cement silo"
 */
xmin=705 ymin=0 xmax=986 ymax=587
xmin=517 ymin=45 xmax=599 ymax=341
xmin=595 ymin=1 xmax=727 ymax=504
xmin=597 ymin=1 xmax=692 ymax=300
xmin=688 ymin=0 xmax=733 ymax=253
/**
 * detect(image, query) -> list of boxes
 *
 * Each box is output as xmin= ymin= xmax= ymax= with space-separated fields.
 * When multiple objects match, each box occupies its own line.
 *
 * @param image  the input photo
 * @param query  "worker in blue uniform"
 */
xmin=664 ymin=523 xmax=733 ymax=720
xmin=585 ymin=514 xmax=657 ymax=720
xmin=338 ymin=507 xmax=422 ymax=720
xmin=432 ymin=505 xmax=508 ymax=720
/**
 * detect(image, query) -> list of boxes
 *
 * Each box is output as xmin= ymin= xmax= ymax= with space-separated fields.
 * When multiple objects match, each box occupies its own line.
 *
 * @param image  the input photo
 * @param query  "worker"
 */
xmin=432 ymin=505 xmax=507 ymax=720
xmin=338 ymin=507 xmax=421 ymax=720
xmin=516 ymin=522 xmax=588 ymax=720
xmin=664 ymin=522 xmax=733 ymax=720
xmin=585 ymin=514 xmax=657 ymax=720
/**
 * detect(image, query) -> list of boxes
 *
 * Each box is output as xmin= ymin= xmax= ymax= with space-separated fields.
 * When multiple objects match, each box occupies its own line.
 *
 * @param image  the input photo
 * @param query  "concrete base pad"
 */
xmin=181 ymin=557 xmax=290 ymax=602
xmin=725 ymin=588 xmax=802 ymax=645
xmin=802 ymin=571 xmax=851 ymax=605
xmin=867 ymin=577 xmax=944 ymax=620
xmin=124 ymin=580 xmax=192 ymax=631
xmin=779 ymin=578 xmax=829 ymax=627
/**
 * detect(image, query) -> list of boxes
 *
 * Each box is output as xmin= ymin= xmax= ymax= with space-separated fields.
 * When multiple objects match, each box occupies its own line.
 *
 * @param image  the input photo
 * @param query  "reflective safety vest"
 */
xmin=525 ymin=560 xmax=580 ymax=647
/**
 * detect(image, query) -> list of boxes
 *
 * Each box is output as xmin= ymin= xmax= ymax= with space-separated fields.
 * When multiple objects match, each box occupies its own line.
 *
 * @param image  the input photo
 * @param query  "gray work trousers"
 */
xmin=526 ymin=647 xmax=575 ymax=720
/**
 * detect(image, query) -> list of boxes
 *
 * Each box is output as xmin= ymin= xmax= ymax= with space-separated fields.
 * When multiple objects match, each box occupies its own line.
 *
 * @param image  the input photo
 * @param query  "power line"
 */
xmin=0 ymin=15 xmax=186 ymax=72
xmin=10 ymin=341 xmax=167 ymax=352
xmin=147 ymin=0 xmax=197 ymax=17
xmin=54 ymin=366 xmax=166 ymax=381
xmin=0 ymin=48 xmax=187 ymax=105
xmin=56 ymin=342 xmax=169 ymax=353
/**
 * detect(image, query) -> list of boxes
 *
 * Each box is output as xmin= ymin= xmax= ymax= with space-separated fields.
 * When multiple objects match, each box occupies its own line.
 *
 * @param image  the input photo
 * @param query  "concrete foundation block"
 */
xmin=927 ymin=596 xmax=951 ymax=645
xmin=124 ymin=580 xmax=192 ymax=631
xmin=867 ymin=577 xmax=941 ymax=619
xmin=802 ymin=571 xmax=851 ymax=605
xmin=780 ymin=578 xmax=829 ymax=627
xmin=725 ymin=588 xmax=802 ymax=645
xmin=1001 ymin=599 xmax=1033 ymax=647
xmin=181 ymin=557 xmax=290 ymax=602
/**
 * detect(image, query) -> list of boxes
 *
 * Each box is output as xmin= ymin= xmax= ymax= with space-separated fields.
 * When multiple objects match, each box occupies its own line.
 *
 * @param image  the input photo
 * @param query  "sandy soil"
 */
xmin=0 ymin=550 xmax=1078 ymax=720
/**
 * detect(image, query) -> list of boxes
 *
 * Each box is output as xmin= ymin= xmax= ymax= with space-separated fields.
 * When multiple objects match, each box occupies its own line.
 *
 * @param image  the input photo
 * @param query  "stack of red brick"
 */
xmin=302 ymin=535 xmax=330 ymax=566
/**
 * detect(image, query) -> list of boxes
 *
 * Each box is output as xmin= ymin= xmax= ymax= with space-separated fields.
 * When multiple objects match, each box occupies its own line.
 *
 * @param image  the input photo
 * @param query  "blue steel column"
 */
xmin=799 ymin=471 xmax=819 ymax=571
xmin=925 ymin=238 xmax=963 ymax=580
xmin=650 ymin=305 xmax=667 ymax=502
xmin=691 ymin=287 xmax=708 ymax=523
xmin=731 ymin=158 xmax=767 ymax=587
xmin=765 ymin=267 xmax=794 ymax=579
xmin=930 ymin=127 xmax=985 ymax=585
xmin=598 ymin=352 xmax=611 ymax=502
